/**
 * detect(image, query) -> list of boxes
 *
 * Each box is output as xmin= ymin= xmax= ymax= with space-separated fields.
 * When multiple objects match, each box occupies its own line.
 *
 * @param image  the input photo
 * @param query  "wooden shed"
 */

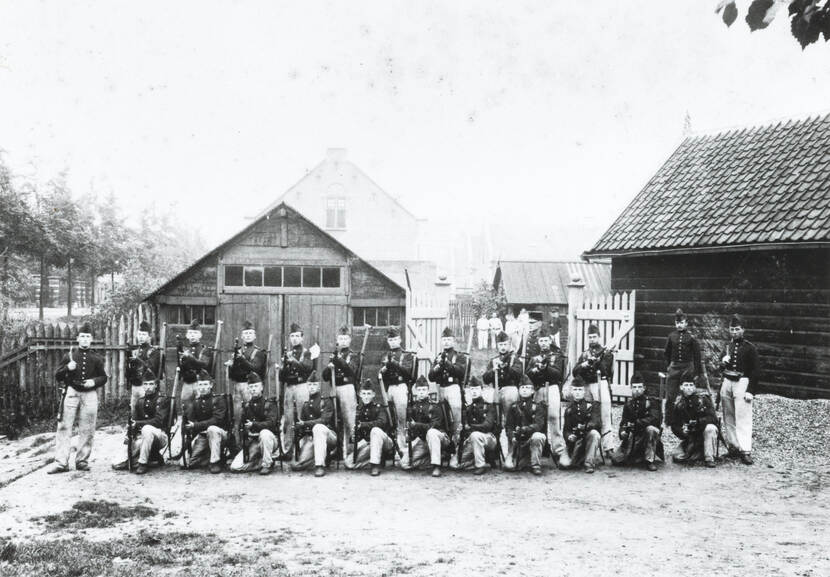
xmin=584 ymin=114 xmax=830 ymax=398
xmin=144 ymin=202 xmax=406 ymax=382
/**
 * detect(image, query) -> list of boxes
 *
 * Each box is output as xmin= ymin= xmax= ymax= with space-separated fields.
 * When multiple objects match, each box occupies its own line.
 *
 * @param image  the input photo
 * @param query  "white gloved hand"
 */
xmin=309 ymin=343 xmax=320 ymax=360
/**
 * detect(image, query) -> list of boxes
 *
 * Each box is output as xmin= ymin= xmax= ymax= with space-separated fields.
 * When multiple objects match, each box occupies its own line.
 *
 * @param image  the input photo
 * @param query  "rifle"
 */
xmin=596 ymin=369 xmax=607 ymax=465
xmin=355 ymin=324 xmax=371 ymax=383
xmin=165 ymin=367 xmax=180 ymax=460
xmin=493 ymin=355 xmax=506 ymax=465
xmin=126 ymin=412 xmax=134 ymax=473
xmin=181 ymin=388 xmax=192 ymax=469
xmin=225 ymin=365 xmax=237 ymax=459
xmin=239 ymin=394 xmax=250 ymax=464
xmin=158 ymin=323 xmax=168 ymax=382
xmin=57 ymin=347 xmax=72 ymax=422
xmin=211 ymin=320 xmax=223 ymax=377
xmin=377 ymin=370 xmax=403 ymax=460
xmin=456 ymin=324 xmax=474 ymax=462
xmin=352 ymin=397 xmax=360 ymax=465
xmin=328 ymin=352 xmax=342 ymax=468
xmin=271 ymin=360 xmax=283 ymax=470
xmin=292 ymin=390 xmax=301 ymax=461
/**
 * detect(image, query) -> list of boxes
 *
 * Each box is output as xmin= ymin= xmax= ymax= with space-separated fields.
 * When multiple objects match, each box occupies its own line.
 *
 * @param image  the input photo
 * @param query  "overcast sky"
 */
xmin=1 ymin=1 xmax=827 ymax=260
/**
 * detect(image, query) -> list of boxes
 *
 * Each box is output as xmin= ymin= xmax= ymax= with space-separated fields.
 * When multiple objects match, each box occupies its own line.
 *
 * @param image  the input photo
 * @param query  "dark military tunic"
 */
xmin=721 ymin=338 xmax=761 ymax=394
xmin=463 ymin=397 xmax=497 ymax=434
xmin=297 ymin=394 xmax=335 ymax=436
xmin=482 ymin=352 xmax=523 ymax=388
xmin=230 ymin=343 xmax=267 ymax=381
xmin=179 ymin=342 xmax=214 ymax=380
xmin=322 ymin=349 xmax=360 ymax=387
xmin=380 ymin=348 xmax=416 ymax=389
xmin=132 ymin=391 xmax=170 ymax=432
xmin=526 ymin=347 xmax=566 ymax=389
xmin=428 ymin=348 xmax=467 ymax=387
xmin=240 ymin=396 xmax=279 ymax=434
xmin=670 ymin=393 xmax=716 ymax=441
xmin=407 ymin=398 xmax=449 ymax=439
xmin=127 ymin=343 xmax=162 ymax=387
xmin=186 ymin=394 xmax=228 ymax=434
xmin=664 ymin=329 xmax=702 ymax=374
xmin=614 ymin=395 xmax=663 ymax=464
xmin=354 ymin=400 xmax=390 ymax=442
xmin=563 ymin=399 xmax=601 ymax=441
xmin=572 ymin=344 xmax=614 ymax=384
xmin=279 ymin=345 xmax=314 ymax=385
xmin=506 ymin=398 xmax=546 ymax=441
xmin=55 ymin=347 xmax=108 ymax=391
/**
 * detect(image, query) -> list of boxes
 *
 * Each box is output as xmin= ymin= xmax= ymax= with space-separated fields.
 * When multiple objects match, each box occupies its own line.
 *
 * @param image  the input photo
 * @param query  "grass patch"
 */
xmin=32 ymin=500 xmax=157 ymax=531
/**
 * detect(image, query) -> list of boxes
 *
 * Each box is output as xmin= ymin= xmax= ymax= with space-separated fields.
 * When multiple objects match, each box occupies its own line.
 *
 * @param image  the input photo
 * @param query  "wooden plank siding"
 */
xmin=611 ymin=247 xmax=830 ymax=398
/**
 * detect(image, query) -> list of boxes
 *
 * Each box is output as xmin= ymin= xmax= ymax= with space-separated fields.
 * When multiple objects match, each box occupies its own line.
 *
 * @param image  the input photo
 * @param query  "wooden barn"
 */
xmin=143 ymin=202 xmax=406 ymax=383
xmin=584 ymin=114 xmax=830 ymax=398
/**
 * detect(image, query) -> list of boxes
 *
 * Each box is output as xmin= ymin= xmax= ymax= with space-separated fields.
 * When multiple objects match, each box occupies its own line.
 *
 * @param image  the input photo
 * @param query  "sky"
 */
xmin=0 ymin=0 xmax=828 ymax=261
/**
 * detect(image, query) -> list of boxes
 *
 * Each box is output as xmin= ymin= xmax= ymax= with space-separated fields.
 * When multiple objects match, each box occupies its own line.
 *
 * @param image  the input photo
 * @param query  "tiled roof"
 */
xmin=587 ymin=114 xmax=830 ymax=255
xmin=495 ymin=261 xmax=611 ymax=305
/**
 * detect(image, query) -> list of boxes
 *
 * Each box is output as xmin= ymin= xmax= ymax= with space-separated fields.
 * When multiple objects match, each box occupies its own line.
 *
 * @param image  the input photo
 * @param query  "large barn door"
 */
xmin=310 ymin=302 xmax=348 ymax=356
xmin=218 ymin=294 xmax=282 ymax=368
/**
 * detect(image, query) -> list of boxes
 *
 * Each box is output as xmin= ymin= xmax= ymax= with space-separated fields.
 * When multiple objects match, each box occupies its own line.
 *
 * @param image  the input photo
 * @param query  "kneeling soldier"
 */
xmin=112 ymin=368 xmax=169 ymax=474
xmin=560 ymin=377 xmax=602 ymax=473
xmin=454 ymin=376 xmax=497 ymax=475
xmin=351 ymin=380 xmax=393 ymax=476
xmin=611 ymin=372 xmax=663 ymax=471
xmin=184 ymin=370 xmax=228 ymax=474
xmin=505 ymin=377 xmax=547 ymax=475
xmin=671 ymin=380 xmax=718 ymax=468
xmin=402 ymin=376 xmax=450 ymax=477
xmin=291 ymin=380 xmax=337 ymax=477
xmin=230 ymin=373 xmax=279 ymax=475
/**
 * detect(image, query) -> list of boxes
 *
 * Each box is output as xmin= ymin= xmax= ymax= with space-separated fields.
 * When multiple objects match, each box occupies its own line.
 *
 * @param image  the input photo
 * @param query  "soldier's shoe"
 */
xmin=314 ymin=466 xmax=326 ymax=477
xmin=704 ymin=459 xmax=716 ymax=468
xmin=209 ymin=462 xmax=222 ymax=474
xmin=431 ymin=466 xmax=442 ymax=478
xmin=531 ymin=465 xmax=542 ymax=476
xmin=276 ymin=453 xmax=292 ymax=462
xmin=583 ymin=464 xmax=595 ymax=474
xmin=75 ymin=461 xmax=89 ymax=471
xmin=370 ymin=465 xmax=381 ymax=477
xmin=111 ymin=461 xmax=128 ymax=471
xmin=259 ymin=466 xmax=271 ymax=476
xmin=473 ymin=467 xmax=487 ymax=476
xmin=646 ymin=461 xmax=658 ymax=472
xmin=740 ymin=453 xmax=754 ymax=465
xmin=47 ymin=464 xmax=68 ymax=475
xmin=135 ymin=464 xmax=148 ymax=475
xmin=672 ymin=453 xmax=689 ymax=464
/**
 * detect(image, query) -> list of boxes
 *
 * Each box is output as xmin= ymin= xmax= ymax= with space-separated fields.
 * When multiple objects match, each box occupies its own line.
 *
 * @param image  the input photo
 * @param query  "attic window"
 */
xmin=326 ymin=198 xmax=346 ymax=229
xmin=225 ymin=264 xmax=341 ymax=289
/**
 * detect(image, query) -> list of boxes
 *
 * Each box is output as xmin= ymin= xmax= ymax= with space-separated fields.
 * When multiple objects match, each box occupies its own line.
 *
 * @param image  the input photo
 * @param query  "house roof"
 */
xmin=494 ymin=261 xmax=611 ymax=306
xmin=143 ymin=202 xmax=404 ymax=301
xmin=586 ymin=114 xmax=830 ymax=256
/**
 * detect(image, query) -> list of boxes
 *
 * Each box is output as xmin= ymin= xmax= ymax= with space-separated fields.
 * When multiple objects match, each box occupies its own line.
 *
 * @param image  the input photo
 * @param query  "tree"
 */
xmin=470 ymin=279 xmax=507 ymax=319
xmin=83 ymin=190 xmax=129 ymax=309
xmin=716 ymin=0 xmax=830 ymax=49
xmin=0 ymin=154 xmax=36 ymax=322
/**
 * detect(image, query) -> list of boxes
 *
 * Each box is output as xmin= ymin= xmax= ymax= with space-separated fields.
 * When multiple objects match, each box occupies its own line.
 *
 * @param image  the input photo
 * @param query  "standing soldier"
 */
xmin=720 ymin=314 xmax=759 ymax=465
xmin=505 ymin=377 xmax=547 ymax=475
xmin=488 ymin=312 xmax=503 ymax=349
xmin=48 ymin=322 xmax=108 ymax=474
xmin=526 ymin=326 xmax=567 ymax=462
xmin=126 ymin=320 xmax=162 ymax=416
xmin=183 ymin=370 xmax=228 ymax=474
xmin=427 ymin=327 xmax=467 ymax=465
xmin=178 ymin=320 xmax=214 ymax=412
xmin=402 ymin=376 xmax=451 ymax=477
xmin=322 ymin=325 xmax=360 ymax=463
xmin=663 ymin=309 xmax=702 ymax=426
xmin=351 ymin=380 xmax=394 ymax=476
xmin=476 ymin=314 xmax=490 ymax=350
xmin=230 ymin=373 xmax=279 ymax=475
xmin=279 ymin=322 xmax=317 ymax=458
xmin=291 ymin=379 xmax=338 ymax=477
xmin=572 ymin=324 xmax=614 ymax=455
xmin=482 ymin=331 xmax=524 ymax=430
xmin=112 ymin=368 xmax=169 ymax=474
xmin=226 ymin=320 xmax=267 ymax=436
xmin=671 ymin=380 xmax=718 ymax=468
xmin=611 ymin=372 xmax=663 ymax=471
xmin=453 ymin=377 xmax=497 ymax=475
xmin=379 ymin=327 xmax=414 ymax=455
xmin=559 ymin=377 xmax=602 ymax=473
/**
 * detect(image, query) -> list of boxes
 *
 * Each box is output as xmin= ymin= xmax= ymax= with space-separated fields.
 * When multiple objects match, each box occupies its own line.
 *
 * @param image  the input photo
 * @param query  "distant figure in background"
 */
xmin=505 ymin=311 xmax=521 ymax=351
xmin=549 ymin=309 xmax=562 ymax=349
xmin=720 ymin=314 xmax=759 ymax=466
xmin=488 ymin=313 xmax=503 ymax=349
xmin=476 ymin=314 xmax=490 ymax=350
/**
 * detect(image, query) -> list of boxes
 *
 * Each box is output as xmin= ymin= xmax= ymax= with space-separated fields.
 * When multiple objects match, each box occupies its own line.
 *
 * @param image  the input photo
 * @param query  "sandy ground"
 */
xmin=0 ymin=422 xmax=828 ymax=577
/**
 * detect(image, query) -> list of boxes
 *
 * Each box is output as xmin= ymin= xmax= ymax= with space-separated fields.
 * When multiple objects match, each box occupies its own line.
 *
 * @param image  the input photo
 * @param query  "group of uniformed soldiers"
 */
xmin=47 ymin=309 xmax=759 ymax=476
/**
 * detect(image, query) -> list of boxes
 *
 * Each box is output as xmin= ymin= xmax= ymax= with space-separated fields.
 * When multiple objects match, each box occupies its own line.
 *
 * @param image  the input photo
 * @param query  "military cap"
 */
xmin=675 ymin=308 xmax=687 ymax=322
xmin=78 ymin=322 xmax=94 ymax=336
xmin=587 ymin=324 xmax=600 ymax=336
xmin=468 ymin=375 xmax=483 ymax=388
xmin=441 ymin=327 xmax=454 ymax=338
xmin=338 ymin=325 xmax=350 ymax=335
xmin=495 ymin=330 xmax=509 ymax=343
xmin=630 ymin=372 xmax=645 ymax=385
xmin=307 ymin=370 xmax=318 ymax=383
xmin=141 ymin=368 xmax=157 ymax=383
xmin=138 ymin=320 xmax=152 ymax=333
xmin=360 ymin=379 xmax=374 ymax=391
xmin=289 ymin=322 xmax=302 ymax=334
xmin=386 ymin=327 xmax=400 ymax=338
xmin=519 ymin=374 xmax=534 ymax=388
xmin=189 ymin=319 xmax=201 ymax=330
xmin=414 ymin=375 xmax=429 ymax=388
xmin=571 ymin=376 xmax=586 ymax=388
xmin=196 ymin=369 xmax=212 ymax=382
xmin=247 ymin=372 xmax=261 ymax=384
xmin=729 ymin=314 xmax=743 ymax=328
xmin=182 ymin=370 xmax=198 ymax=384
xmin=242 ymin=320 xmax=254 ymax=331
xmin=537 ymin=326 xmax=550 ymax=338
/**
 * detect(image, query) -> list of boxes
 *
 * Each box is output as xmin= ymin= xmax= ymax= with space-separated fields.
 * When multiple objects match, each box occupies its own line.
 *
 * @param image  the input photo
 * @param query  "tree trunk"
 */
xmin=39 ymin=254 xmax=45 ymax=321
xmin=67 ymin=258 xmax=73 ymax=317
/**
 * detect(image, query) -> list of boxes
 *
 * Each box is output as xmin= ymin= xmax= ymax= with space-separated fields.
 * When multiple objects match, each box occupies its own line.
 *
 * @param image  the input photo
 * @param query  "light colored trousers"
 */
xmin=229 ymin=429 xmax=278 ymax=472
xmin=282 ymin=383 xmax=310 ymax=455
xmin=401 ymin=429 xmax=449 ymax=469
xmin=674 ymin=423 xmax=718 ymax=462
xmin=188 ymin=425 xmax=227 ymax=467
xmin=387 ymin=383 xmax=408 ymax=455
xmin=534 ymin=385 xmax=565 ymax=458
xmin=231 ymin=381 xmax=251 ymax=436
xmin=611 ymin=425 xmax=661 ymax=464
xmin=560 ymin=429 xmax=601 ymax=469
xmin=294 ymin=423 xmax=337 ymax=469
xmin=112 ymin=424 xmax=168 ymax=468
xmin=563 ymin=379 xmax=614 ymax=453
xmin=504 ymin=431 xmax=546 ymax=471
xmin=336 ymin=384 xmax=357 ymax=465
xmin=477 ymin=330 xmax=489 ymax=350
xmin=482 ymin=385 xmax=518 ymax=463
xmin=351 ymin=427 xmax=394 ymax=468
xmin=452 ymin=431 xmax=497 ymax=470
xmin=721 ymin=377 xmax=753 ymax=453
xmin=54 ymin=387 xmax=99 ymax=469
xmin=129 ymin=387 xmax=143 ymax=417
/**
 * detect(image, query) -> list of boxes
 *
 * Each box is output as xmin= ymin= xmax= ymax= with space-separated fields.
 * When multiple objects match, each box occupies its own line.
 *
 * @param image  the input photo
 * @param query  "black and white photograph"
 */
xmin=0 ymin=2 xmax=828 ymax=576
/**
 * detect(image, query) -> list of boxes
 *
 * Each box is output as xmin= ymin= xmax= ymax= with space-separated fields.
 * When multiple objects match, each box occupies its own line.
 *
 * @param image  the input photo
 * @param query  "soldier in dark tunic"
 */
xmin=672 ymin=380 xmax=719 ymax=467
xmin=505 ymin=377 xmax=547 ymax=475
xmin=178 ymin=319 xmax=214 ymax=412
xmin=719 ymin=314 xmax=760 ymax=465
xmin=572 ymin=324 xmax=614 ymax=454
xmin=453 ymin=376 xmax=497 ymax=475
xmin=322 ymin=325 xmax=360 ymax=464
xmin=482 ymin=330 xmax=524 ymax=433
xmin=428 ymin=327 xmax=468 ymax=466
xmin=526 ymin=326 xmax=567 ymax=461
xmin=112 ymin=368 xmax=170 ymax=474
xmin=379 ymin=327 xmax=415 ymax=457
xmin=229 ymin=372 xmax=279 ymax=475
xmin=279 ymin=322 xmax=316 ymax=458
xmin=291 ymin=379 xmax=337 ymax=477
xmin=226 ymin=320 xmax=268 ymax=438
xmin=350 ymin=380 xmax=394 ymax=476
xmin=663 ymin=309 xmax=702 ymax=426
xmin=560 ymin=377 xmax=602 ymax=473
xmin=611 ymin=372 xmax=663 ymax=471
xmin=126 ymin=320 xmax=162 ymax=415
xmin=402 ymin=376 xmax=451 ymax=477
xmin=183 ymin=370 xmax=228 ymax=474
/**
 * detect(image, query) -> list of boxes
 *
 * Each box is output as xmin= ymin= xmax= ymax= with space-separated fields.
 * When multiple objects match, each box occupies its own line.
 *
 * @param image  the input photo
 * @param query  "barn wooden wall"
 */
xmin=612 ymin=247 xmax=830 ymax=398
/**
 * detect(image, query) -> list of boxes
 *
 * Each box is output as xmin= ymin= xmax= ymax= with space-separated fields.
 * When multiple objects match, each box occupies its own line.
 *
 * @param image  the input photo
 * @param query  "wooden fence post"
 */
xmin=567 ymin=275 xmax=585 ymax=373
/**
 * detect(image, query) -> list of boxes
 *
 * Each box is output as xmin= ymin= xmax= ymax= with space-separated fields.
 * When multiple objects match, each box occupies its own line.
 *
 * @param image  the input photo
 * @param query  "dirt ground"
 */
xmin=1 ymin=415 xmax=828 ymax=577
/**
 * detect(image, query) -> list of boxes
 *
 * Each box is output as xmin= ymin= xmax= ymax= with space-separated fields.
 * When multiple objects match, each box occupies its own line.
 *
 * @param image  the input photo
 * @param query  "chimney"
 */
xmin=326 ymin=148 xmax=347 ymax=162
